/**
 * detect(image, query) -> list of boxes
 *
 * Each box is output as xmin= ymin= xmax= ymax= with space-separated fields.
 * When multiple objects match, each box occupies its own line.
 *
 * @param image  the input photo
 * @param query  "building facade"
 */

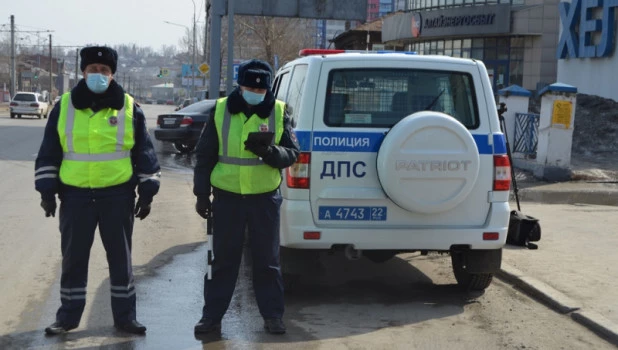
xmin=556 ymin=0 xmax=618 ymax=102
xmin=382 ymin=0 xmax=561 ymax=92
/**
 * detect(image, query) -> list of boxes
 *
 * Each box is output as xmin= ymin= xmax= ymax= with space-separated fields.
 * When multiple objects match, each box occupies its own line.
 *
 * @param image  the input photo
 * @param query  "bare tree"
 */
xmin=233 ymin=16 xmax=316 ymax=69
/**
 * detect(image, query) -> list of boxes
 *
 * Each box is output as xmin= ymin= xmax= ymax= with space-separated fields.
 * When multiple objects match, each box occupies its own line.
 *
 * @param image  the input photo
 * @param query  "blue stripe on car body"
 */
xmin=294 ymin=130 xmax=506 ymax=155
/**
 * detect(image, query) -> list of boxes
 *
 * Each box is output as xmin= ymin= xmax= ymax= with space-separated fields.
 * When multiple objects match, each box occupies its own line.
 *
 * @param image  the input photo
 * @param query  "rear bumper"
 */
xmin=280 ymin=199 xmax=510 ymax=250
xmin=154 ymin=128 xmax=200 ymax=141
xmin=10 ymin=107 xmax=42 ymax=115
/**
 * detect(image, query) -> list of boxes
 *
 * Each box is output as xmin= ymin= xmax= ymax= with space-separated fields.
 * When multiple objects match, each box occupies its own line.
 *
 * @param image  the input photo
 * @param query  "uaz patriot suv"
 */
xmin=272 ymin=49 xmax=511 ymax=291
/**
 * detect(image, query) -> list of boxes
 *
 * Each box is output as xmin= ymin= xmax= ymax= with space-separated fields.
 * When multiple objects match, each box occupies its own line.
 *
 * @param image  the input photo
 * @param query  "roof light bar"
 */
xmin=299 ymin=48 xmax=418 ymax=56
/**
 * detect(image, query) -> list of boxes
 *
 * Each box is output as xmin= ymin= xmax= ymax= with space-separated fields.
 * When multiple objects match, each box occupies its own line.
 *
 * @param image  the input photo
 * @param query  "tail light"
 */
xmin=30 ymin=103 xmax=39 ymax=107
xmin=286 ymin=152 xmax=310 ymax=189
xmin=156 ymin=118 xmax=161 ymax=126
xmin=493 ymin=154 xmax=511 ymax=191
xmin=9 ymin=102 xmax=17 ymax=106
xmin=180 ymin=116 xmax=193 ymax=127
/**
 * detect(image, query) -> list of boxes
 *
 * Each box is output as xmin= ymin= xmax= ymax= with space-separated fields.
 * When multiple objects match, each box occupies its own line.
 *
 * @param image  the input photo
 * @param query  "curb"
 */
xmin=517 ymin=188 xmax=618 ymax=206
xmin=497 ymin=263 xmax=618 ymax=346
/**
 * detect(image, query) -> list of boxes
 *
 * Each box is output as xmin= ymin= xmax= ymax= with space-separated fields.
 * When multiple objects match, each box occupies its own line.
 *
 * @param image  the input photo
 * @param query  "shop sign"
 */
xmin=557 ymin=0 xmax=618 ymax=59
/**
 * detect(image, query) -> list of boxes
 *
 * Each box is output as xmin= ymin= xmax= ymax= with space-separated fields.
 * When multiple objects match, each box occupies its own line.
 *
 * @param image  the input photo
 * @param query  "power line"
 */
xmin=0 ymin=30 xmax=54 ymax=33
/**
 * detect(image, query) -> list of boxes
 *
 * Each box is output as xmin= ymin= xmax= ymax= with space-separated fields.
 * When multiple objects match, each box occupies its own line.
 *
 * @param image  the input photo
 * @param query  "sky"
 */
xmin=4 ymin=0 xmax=205 ymax=52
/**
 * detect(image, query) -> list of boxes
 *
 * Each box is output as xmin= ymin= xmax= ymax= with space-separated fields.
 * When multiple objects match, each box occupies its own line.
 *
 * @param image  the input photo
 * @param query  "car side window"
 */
xmin=285 ymin=64 xmax=308 ymax=125
xmin=274 ymin=71 xmax=291 ymax=102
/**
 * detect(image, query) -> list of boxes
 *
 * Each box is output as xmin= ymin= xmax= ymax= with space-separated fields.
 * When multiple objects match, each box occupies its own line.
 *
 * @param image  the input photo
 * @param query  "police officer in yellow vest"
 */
xmin=34 ymin=46 xmax=161 ymax=335
xmin=193 ymin=59 xmax=299 ymax=335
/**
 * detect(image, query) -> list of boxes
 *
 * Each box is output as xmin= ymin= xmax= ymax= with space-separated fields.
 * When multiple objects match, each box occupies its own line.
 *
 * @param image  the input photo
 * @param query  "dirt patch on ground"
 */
xmin=570 ymin=94 xmax=618 ymax=181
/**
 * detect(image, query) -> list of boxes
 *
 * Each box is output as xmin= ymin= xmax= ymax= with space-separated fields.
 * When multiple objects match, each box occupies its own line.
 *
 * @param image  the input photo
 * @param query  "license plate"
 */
xmin=163 ymin=119 xmax=176 ymax=125
xmin=318 ymin=206 xmax=387 ymax=221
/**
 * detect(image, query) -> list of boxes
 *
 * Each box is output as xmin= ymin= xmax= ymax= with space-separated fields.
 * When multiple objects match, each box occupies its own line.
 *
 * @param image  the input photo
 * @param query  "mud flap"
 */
xmin=454 ymin=248 xmax=502 ymax=274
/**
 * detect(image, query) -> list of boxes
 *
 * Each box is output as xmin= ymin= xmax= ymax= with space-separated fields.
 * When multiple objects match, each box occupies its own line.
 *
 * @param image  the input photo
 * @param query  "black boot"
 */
xmin=44 ymin=321 xmax=78 ymax=335
xmin=264 ymin=318 xmax=286 ymax=334
xmin=194 ymin=318 xmax=221 ymax=334
xmin=114 ymin=320 xmax=147 ymax=334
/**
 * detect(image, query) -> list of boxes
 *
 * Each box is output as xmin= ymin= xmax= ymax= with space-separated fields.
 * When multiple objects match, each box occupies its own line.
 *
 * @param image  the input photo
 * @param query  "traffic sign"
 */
xmin=161 ymin=68 xmax=170 ymax=77
xmin=198 ymin=63 xmax=210 ymax=74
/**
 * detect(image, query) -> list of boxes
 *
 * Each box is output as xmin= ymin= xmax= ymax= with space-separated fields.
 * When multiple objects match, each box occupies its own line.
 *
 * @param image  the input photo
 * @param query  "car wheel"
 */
xmin=173 ymin=141 xmax=196 ymax=153
xmin=17 ymin=114 xmax=21 ymax=118
xmin=10 ymin=113 xmax=15 ymax=119
xmin=450 ymin=251 xmax=493 ymax=291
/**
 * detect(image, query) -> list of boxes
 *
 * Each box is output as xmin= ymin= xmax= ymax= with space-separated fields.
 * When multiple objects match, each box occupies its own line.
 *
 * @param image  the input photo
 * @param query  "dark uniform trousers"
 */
xmin=56 ymin=192 xmax=136 ymax=325
xmin=202 ymin=188 xmax=284 ymax=321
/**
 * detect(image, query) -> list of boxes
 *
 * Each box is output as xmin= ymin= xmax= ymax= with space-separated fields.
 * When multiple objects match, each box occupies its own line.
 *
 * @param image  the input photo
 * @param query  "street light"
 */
xmin=164 ymin=2 xmax=197 ymax=99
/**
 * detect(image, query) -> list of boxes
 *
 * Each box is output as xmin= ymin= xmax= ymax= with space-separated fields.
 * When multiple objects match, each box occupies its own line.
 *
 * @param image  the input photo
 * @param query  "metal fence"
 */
xmin=513 ymin=112 xmax=540 ymax=156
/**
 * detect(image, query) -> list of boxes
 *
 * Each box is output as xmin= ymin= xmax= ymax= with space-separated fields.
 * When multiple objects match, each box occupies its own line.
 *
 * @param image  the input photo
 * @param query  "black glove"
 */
xmin=134 ymin=198 xmax=152 ymax=220
xmin=244 ymin=140 xmax=271 ymax=158
xmin=195 ymin=197 xmax=211 ymax=219
xmin=41 ymin=199 xmax=57 ymax=218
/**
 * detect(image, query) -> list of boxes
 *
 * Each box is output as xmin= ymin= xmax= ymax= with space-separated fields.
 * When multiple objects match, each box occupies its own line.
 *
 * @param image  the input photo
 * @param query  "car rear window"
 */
xmin=179 ymin=99 xmax=216 ymax=113
xmin=324 ymin=68 xmax=479 ymax=129
xmin=13 ymin=93 xmax=36 ymax=102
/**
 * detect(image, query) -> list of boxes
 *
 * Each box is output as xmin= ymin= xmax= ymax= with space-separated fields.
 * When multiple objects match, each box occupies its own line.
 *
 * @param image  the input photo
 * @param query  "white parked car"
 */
xmin=273 ymin=49 xmax=511 ymax=291
xmin=10 ymin=92 xmax=50 ymax=119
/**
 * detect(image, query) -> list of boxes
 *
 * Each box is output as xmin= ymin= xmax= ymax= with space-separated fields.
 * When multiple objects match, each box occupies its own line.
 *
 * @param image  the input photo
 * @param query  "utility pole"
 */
xmin=226 ymin=0 xmax=234 ymax=95
xmin=74 ymin=48 xmax=78 ymax=86
xmin=203 ymin=0 xmax=210 ymax=89
xmin=49 ymin=34 xmax=53 ymax=100
xmin=192 ymin=0 xmax=197 ymax=99
xmin=209 ymin=0 xmax=223 ymax=99
xmin=10 ymin=15 xmax=16 ymax=97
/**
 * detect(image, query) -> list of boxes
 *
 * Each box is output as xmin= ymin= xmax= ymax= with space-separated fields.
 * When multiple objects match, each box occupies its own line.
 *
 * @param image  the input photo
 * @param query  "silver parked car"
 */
xmin=10 ymin=92 xmax=50 ymax=119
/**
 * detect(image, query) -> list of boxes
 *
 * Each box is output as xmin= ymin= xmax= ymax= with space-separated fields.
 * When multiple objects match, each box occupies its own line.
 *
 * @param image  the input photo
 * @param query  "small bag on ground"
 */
xmin=507 ymin=210 xmax=541 ymax=249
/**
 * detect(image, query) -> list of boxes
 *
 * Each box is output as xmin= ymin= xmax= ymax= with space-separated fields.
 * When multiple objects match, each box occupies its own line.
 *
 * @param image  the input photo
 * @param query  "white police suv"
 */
xmin=273 ymin=49 xmax=511 ymax=291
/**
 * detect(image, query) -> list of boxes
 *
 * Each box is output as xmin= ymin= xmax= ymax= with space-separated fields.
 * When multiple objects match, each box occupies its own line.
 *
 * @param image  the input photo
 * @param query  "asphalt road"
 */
xmin=0 ymin=104 xmax=614 ymax=349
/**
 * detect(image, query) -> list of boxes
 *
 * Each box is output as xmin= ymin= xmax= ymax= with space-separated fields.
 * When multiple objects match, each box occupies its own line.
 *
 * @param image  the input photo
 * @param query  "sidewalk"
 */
xmin=498 ymin=170 xmax=618 ymax=345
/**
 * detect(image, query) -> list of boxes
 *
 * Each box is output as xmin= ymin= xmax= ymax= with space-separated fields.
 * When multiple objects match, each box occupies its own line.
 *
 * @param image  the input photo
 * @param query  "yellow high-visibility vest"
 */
xmin=210 ymin=97 xmax=285 ymax=194
xmin=57 ymin=92 xmax=135 ymax=188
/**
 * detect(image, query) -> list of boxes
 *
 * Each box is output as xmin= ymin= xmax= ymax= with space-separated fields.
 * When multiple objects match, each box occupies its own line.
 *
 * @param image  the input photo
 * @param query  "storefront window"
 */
xmin=509 ymin=60 xmax=523 ymax=87
xmin=462 ymin=39 xmax=471 ymax=58
xmin=471 ymin=48 xmax=483 ymax=59
xmin=453 ymin=39 xmax=461 ymax=57
xmin=409 ymin=0 xmax=524 ymax=10
xmin=497 ymin=38 xmax=509 ymax=60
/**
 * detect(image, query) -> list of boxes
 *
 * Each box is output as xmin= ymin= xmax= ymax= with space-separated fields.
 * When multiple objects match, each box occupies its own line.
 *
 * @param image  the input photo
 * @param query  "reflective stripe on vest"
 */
xmin=218 ymin=103 xmax=276 ymax=166
xmin=210 ymin=97 xmax=285 ymax=194
xmin=58 ymin=92 xmax=134 ymax=188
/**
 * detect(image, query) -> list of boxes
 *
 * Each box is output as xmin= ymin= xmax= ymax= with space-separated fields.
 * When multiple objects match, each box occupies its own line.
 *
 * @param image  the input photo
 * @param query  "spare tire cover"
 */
xmin=377 ymin=111 xmax=480 ymax=214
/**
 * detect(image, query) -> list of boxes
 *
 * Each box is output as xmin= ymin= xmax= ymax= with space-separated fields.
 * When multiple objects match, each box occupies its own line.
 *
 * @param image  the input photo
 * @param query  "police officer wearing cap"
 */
xmin=193 ymin=59 xmax=299 ymax=334
xmin=35 ymin=46 xmax=161 ymax=335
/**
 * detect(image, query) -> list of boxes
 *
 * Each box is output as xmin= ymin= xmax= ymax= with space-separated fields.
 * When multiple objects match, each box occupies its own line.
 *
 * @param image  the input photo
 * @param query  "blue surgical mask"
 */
xmin=242 ymin=90 xmax=266 ymax=105
xmin=86 ymin=73 xmax=110 ymax=94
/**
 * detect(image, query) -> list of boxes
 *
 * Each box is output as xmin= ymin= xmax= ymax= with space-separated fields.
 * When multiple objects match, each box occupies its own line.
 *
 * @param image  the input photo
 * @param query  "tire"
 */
xmin=451 ymin=251 xmax=493 ymax=291
xmin=364 ymin=250 xmax=396 ymax=263
xmin=173 ymin=141 xmax=196 ymax=153
xmin=17 ymin=114 xmax=21 ymax=119
xmin=10 ymin=113 xmax=15 ymax=119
